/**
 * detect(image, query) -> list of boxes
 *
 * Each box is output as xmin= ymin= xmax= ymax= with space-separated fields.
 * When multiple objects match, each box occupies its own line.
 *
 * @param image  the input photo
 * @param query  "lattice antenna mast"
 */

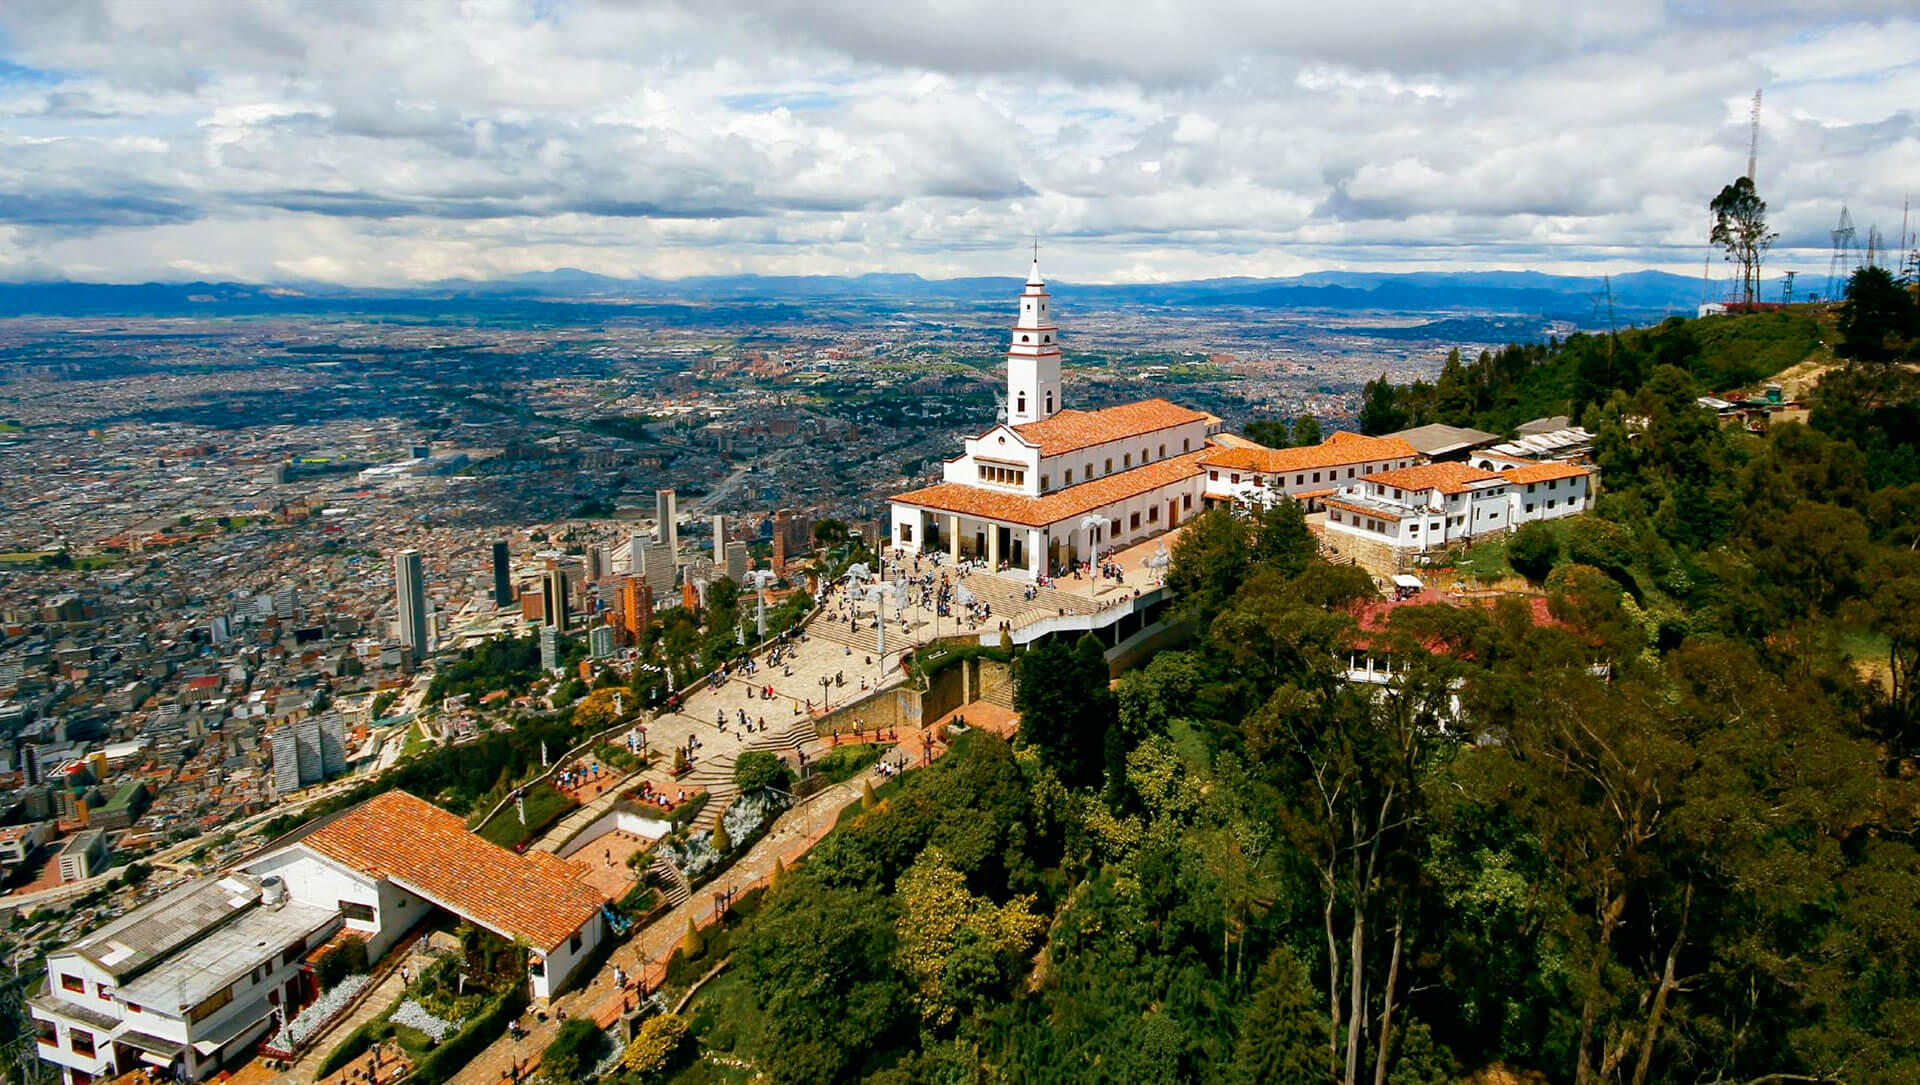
xmin=1828 ymin=205 xmax=1857 ymax=300
xmin=1746 ymin=89 xmax=1762 ymax=182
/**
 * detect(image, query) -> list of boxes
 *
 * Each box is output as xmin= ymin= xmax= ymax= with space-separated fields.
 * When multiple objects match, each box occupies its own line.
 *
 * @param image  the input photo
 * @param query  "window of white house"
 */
xmin=1183 ymin=438 xmax=1191 ymax=451
xmin=1130 ymin=512 xmax=1141 ymax=529
xmin=1183 ymin=494 xmax=1193 ymax=509
xmin=70 ymin=1030 xmax=94 ymax=1058
xmin=340 ymin=900 xmax=376 ymax=923
xmin=1040 ymin=475 xmax=1049 ymax=491
xmin=1104 ymin=458 xmax=1113 ymax=474
xmin=1230 ymin=473 xmax=1240 ymax=484
xmin=1046 ymin=391 xmax=1054 ymax=412
xmin=1124 ymin=453 xmax=1132 ymax=468
xmin=1066 ymin=469 xmax=1075 ymax=485
xmin=1208 ymin=470 xmax=1218 ymax=481
xmin=1526 ymin=504 xmax=1536 ymax=513
xmin=1149 ymin=506 xmax=1160 ymax=522
xmin=1158 ymin=444 xmax=1166 ymax=458
xmin=900 ymin=524 xmax=914 ymax=542
xmin=1017 ymin=393 xmax=1027 ymax=414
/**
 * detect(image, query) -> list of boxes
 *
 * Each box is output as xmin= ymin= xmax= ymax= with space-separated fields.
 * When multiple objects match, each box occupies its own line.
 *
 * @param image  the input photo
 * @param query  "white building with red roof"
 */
xmin=889 ymin=258 xmax=1221 ymax=577
xmin=1324 ymin=459 xmax=1593 ymax=555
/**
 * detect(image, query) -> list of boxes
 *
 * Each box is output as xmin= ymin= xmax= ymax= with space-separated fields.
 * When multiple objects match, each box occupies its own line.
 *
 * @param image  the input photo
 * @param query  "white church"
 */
xmin=889 ymin=258 xmax=1223 ymax=578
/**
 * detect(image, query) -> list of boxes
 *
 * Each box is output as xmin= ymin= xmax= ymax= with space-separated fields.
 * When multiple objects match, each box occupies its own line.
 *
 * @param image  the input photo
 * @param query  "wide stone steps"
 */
xmin=746 ymin=719 xmax=819 ymax=757
xmin=648 ymin=852 xmax=691 ymax=907
xmin=982 ymin=679 xmax=1017 ymax=710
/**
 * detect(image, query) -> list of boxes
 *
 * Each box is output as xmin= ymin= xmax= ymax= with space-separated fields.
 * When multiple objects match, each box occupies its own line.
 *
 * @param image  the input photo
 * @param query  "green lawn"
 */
xmin=400 ymin=722 xmax=431 ymax=758
xmin=474 ymin=781 xmax=576 ymax=849
xmin=808 ymin=743 xmax=881 ymax=785
xmin=1448 ymin=538 xmax=1514 ymax=583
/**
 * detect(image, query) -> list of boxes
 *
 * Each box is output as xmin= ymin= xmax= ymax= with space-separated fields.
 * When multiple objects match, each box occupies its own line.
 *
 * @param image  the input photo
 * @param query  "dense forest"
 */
xmin=637 ymin=277 xmax=1920 ymax=1085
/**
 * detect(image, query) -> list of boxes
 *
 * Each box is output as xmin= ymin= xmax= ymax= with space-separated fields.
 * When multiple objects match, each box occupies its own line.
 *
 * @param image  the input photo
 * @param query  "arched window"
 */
xmin=1045 ymin=391 xmax=1054 ymax=413
xmin=1017 ymin=393 xmax=1027 ymax=414
xmin=1020 ymin=334 xmax=1030 ymax=343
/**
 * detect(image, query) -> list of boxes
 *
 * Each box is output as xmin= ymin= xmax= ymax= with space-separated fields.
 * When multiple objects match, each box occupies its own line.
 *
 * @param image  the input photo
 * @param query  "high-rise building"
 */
xmin=539 ymin=624 xmax=560 ymax=671
xmin=587 ymin=546 xmax=608 ymax=585
xmin=725 ymin=541 xmax=749 ymax=583
xmin=640 ymin=541 xmax=676 ymax=601
xmin=316 ymin=711 xmax=347 ymax=777
xmin=270 ymin=726 xmax=301 ymax=794
xmin=619 ymin=576 xmax=653 ymax=640
xmin=713 ymin=514 xmax=726 ymax=567
xmin=273 ymin=588 xmax=300 ymax=620
xmin=542 ymin=567 xmax=570 ymax=630
xmin=655 ymin=489 xmax=678 ymax=556
xmin=589 ymin=624 xmax=615 ymax=660
xmin=492 ymin=541 xmax=513 ymax=608
xmin=394 ymin=549 xmax=428 ymax=657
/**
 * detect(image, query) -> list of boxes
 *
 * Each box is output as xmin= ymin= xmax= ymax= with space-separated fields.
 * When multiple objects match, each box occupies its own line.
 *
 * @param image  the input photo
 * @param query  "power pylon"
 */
xmin=1828 ymin=205 xmax=1857 ymax=300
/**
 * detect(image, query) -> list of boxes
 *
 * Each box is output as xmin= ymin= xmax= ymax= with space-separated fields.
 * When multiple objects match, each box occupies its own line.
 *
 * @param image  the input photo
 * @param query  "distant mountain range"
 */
xmin=0 ymin=269 xmax=1795 ymax=320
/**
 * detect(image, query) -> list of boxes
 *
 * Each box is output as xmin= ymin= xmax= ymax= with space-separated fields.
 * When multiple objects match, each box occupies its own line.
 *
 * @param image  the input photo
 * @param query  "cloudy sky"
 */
xmin=0 ymin=1 xmax=1915 ymax=285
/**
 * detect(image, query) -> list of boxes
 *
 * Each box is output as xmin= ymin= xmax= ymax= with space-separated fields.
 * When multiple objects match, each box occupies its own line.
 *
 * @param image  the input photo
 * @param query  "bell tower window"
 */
xmin=1017 ymin=393 xmax=1027 ymax=415
xmin=1045 ymin=391 xmax=1054 ymax=414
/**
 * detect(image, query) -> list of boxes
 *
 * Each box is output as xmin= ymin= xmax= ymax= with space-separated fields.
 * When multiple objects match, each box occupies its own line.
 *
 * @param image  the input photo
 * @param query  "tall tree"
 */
xmin=1709 ymin=177 xmax=1778 ymax=305
xmin=1243 ymin=418 xmax=1292 ymax=448
xmin=1359 ymin=376 xmax=1410 ymax=435
xmin=1838 ymin=264 xmax=1918 ymax=362
xmin=1291 ymin=414 xmax=1323 ymax=446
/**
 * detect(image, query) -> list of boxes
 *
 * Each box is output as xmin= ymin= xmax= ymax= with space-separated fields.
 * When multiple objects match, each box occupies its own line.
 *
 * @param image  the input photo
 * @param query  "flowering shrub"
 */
xmin=268 ymin=974 xmax=370 ymax=1053
xmin=391 ymin=998 xmax=461 ymax=1043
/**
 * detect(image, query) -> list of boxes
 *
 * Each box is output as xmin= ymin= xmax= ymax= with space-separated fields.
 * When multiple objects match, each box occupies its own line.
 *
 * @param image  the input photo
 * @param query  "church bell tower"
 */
xmin=1006 ymin=254 xmax=1062 ymax=426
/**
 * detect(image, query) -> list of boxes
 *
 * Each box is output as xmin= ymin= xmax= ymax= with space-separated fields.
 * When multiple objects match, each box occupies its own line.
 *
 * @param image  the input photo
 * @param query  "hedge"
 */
xmin=410 ymin=984 xmax=529 ymax=1085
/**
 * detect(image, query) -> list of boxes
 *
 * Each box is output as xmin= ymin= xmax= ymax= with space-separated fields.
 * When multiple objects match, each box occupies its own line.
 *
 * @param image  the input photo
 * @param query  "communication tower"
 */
xmin=1827 ymin=205 xmax=1857 ymax=300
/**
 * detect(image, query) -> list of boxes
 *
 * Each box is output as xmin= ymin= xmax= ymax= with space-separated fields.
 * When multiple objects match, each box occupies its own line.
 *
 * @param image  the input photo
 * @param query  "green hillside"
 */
xmin=622 ymin=299 xmax=1920 ymax=1085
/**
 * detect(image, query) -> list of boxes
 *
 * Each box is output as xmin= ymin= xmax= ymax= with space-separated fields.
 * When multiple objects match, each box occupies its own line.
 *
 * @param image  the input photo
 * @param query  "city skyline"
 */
xmin=0 ymin=2 xmax=1913 ymax=286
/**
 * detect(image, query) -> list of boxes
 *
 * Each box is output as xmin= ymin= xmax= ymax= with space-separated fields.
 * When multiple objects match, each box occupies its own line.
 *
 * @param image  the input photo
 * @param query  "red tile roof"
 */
xmin=298 ymin=791 xmax=602 ymax=953
xmin=1498 ymin=461 xmax=1593 ymax=484
xmin=1201 ymin=432 xmax=1419 ymax=473
xmin=1007 ymin=399 xmax=1211 ymax=456
xmin=1364 ymin=462 xmax=1503 ymax=496
xmin=893 ymin=449 xmax=1209 ymax=528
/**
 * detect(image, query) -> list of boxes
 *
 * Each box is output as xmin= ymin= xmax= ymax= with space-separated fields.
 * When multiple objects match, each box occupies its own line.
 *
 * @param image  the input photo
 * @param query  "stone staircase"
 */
xmin=746 ymin=718 xmax=819 ymax=758
xmin=951 ymin=572 xmax=1102 ymax=629
xmin=648 ymin=852 xmax=691 ymax=907
xmin=981 ymin=678 xmax=1017 ymax=711
xmin=685 ymin=757 xmax=740 ymax=813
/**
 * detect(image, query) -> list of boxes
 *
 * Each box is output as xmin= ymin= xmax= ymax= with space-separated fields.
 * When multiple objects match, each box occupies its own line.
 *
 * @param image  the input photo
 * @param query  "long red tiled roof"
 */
xmin=1365 ymin=462 xmax=1503 ymax=496
xmin=1007 ymin=399 xmax=1211 ymax=456
xmin=298 ymin=791 xmax=602 ymax=953
xmin=893 ymin=449 xmax=1209 ymax=528
xmin=1498 ymin=461 xmax=1593 ymax=484
xmin=1200 ymin=432 xmax=1419 ymax=473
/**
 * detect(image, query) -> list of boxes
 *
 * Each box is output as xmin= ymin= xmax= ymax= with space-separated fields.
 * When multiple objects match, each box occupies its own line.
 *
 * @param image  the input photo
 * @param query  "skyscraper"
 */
xmin=492 ymin=540 xmax=512 ymax=608
xmin=394 ymin=549 xmax=428 ymax=657
xmin=655 ymin=489 xmax=678 ymax=556
xmin=539 ymin=624 xmax=559 ymax=671
xmin=542 ymin=567 xmax=570 ymax=630
xmin=619 ymin=576 xmax=653 ymax=639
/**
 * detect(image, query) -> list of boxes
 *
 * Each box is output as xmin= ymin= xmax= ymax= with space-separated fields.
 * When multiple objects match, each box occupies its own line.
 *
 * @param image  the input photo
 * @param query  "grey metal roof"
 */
xmin=67 ymin=872 xmax=263 ymax=980
xmin=117 ymin=899 xmax=337 ymax=1013
xmin=1383 ymin=423 xmax=1500 ymax=457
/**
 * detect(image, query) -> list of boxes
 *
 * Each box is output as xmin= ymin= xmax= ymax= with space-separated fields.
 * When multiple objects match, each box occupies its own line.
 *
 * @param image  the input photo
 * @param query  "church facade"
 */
xmin=889 ymin=259 xmax=1221 ymax=579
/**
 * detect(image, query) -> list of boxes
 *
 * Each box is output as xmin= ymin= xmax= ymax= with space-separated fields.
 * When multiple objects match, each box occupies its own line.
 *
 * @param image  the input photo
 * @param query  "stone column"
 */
xmin=948 ymin=515 xmax=961 ymax=563
xmin=1027 ymin=529 xmax=1043 ymax=579
xmin=987 ymin=523 xmax=1001 ymax=569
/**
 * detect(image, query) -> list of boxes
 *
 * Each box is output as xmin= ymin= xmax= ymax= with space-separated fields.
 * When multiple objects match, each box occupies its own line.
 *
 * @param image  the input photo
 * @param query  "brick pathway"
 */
xmin=446 ymin=777 xmax=866 ymax=1085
